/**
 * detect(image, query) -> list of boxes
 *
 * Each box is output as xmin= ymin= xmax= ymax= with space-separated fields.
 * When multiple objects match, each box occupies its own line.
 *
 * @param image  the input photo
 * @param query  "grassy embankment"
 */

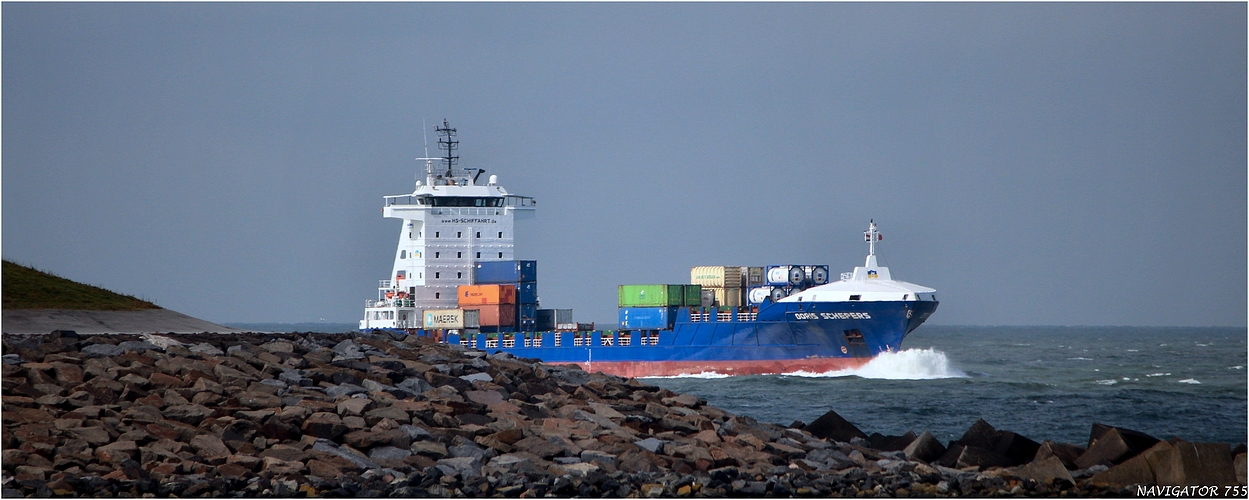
xmin=2 ymin=260 xmax=161 ymax=311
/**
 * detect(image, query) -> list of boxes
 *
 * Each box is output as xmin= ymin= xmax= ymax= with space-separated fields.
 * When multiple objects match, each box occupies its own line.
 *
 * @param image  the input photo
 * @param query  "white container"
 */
xmin=690 ymin=266 xmax=743 ymax=288
xmin=424 ymin=309 xmax=465 ymax=329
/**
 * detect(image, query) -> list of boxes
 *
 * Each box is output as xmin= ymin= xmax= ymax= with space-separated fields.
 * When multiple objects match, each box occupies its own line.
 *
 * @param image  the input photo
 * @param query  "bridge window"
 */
xmin=400 ymin=250 xmax=406 ymax=259
xmin=425 ymin=197 xmax=505 ymax=207
xmin=849 ymin=295 xmax=861 ymax=301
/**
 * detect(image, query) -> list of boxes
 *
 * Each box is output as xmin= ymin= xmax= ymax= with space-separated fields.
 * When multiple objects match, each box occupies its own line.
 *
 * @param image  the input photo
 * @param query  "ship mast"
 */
xmin=436 ymin=119 xmax=459 ymax=178
xmin=864 ymin=219 xmax=883 ymax=267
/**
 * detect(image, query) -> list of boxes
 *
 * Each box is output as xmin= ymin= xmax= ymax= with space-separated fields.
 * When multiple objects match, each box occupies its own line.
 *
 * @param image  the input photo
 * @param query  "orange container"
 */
xmin=474 ymin=304 xmax=516 ymax=326
xmin=458 ymin=284 xmax=517 ymax=306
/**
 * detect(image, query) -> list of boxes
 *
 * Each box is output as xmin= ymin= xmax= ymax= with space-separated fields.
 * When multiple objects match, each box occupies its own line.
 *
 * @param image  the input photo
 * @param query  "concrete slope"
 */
xmin=2 ymin=308 xmax=244 ymax=334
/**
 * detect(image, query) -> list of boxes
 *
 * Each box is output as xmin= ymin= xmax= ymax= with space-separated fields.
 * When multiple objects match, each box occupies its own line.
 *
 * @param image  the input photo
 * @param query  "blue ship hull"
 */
xmin=368 ymin=300 xmax=937 ymax=378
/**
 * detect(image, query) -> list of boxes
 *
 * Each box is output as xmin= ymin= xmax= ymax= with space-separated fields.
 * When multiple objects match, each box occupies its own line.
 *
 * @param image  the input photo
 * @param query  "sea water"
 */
xmin=644 ymin=326 xmax=1247 ymax=446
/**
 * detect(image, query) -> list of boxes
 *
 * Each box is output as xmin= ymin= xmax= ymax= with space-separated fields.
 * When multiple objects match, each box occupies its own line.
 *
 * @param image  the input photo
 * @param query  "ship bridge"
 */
xmin=362 ymin=120 xmax=535 ymax=330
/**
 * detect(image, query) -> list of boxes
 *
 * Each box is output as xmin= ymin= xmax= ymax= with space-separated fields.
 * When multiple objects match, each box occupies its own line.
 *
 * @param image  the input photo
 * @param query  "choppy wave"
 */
xmin=1178 ymin=378 xmax=1201 ymax=384
xmin=640 ymin=371 xmax=732 ymax=380
xmin=782 ymin=348 xmax=967 ymax=380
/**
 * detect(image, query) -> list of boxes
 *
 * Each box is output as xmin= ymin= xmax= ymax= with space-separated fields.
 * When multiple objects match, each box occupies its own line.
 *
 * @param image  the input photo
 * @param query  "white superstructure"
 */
xmin=781 ymin=220 xmax=937 ymax=303
xmin=361 ymin=121 xmax=535 ymax=330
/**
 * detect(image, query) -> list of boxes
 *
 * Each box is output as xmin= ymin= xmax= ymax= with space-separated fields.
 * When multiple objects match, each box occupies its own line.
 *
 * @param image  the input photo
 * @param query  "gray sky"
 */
xmin=4 ymin=3 xmax=1245 ymax=327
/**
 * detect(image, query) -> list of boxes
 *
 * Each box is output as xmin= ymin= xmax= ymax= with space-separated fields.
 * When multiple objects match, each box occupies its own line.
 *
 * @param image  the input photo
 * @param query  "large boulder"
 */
xmin=1076 ymin=426 xmax=1159 ymax=469
xmin=802 ymin=409 xmax=867 ymax=443
xmin=1147 ymin=441 xmax=1239 ymax=486
xmin=902 ymin=430 xmax=947 ymax=463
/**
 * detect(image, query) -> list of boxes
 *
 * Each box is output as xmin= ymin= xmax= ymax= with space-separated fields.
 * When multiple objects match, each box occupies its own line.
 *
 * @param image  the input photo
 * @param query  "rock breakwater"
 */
xmin=1 ymin=331 xmax=1242 ymax=497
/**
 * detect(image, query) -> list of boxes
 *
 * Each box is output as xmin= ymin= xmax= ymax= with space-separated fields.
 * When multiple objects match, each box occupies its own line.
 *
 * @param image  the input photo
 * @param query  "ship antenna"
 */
xmin=414 ymin=119 xmax=440 ymax=187
xmin=435 ymin=119 xmax=459 ymax=177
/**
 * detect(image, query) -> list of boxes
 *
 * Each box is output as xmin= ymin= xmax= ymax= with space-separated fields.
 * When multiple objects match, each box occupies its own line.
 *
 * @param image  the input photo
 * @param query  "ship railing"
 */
xmin=469 ymin=337 xmax=477 ymax=349
xmin=554 ymin=335 xmax=562 ymax=347
xmin=459 ymin=337 xmax=469 ymax=347
xmin=716 ymin=311 xmax=733 ymax=322
xmin=573 ymin=334 xmax=586 ymax=347
xmin=485 ymin=338 xmax=499 ymax=348
xmin=645 ymin=331 xmax=659 ymax=346
xmin=601 ymin=335 xmax=614 ymax=346
xmin=691 ymin=312 xmax=710 ymax=322
xmin=737 ymin=311 xmax=757 ymax=322
xmin=378 ymin=280 xmax=391 ymax=289
xmin=502 ymin=335 xmax=515 ymax=348
xmin=618 ymin=332 xmax=631 ymax=346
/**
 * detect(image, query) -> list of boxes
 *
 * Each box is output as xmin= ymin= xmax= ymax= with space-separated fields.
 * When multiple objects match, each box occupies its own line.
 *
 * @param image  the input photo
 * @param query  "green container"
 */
xmin=682 ymin=284 xmax=703 ymax=306
xmin=618 ymin=284 xmax=684 ymax=307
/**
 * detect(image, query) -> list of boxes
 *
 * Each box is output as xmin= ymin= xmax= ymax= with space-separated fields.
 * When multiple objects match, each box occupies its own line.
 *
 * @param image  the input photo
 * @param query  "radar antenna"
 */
xmin=435 ymin=119 xmax=459 ymax=176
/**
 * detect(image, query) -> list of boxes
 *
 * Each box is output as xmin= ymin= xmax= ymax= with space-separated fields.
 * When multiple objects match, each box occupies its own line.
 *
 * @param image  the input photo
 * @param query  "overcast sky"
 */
xmin=4 ymin=3 xmax=1245 ymax=327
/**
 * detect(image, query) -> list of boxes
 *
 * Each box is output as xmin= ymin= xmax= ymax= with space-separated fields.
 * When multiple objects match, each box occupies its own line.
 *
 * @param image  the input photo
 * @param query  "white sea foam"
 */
xmin=781 ymin=348 xmax=967 ymax=380
xmin=1178 ymin=378 xmax=1201 ymax=384
xmin=1145 ymin=373 xmax=1171 ymax=377
xmin=1094 ymin=379 xmax=1117 ymax=385
xmin=640 ymin=371 xmax=732 ymax=380
xmin=1067 ymin=357 xmax=1094 ymax=361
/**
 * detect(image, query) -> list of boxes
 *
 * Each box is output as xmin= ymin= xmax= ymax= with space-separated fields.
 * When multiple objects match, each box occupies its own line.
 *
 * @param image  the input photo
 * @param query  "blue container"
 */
xmin=618 ymin=307 xmax=679 ymax=330
xmin=518 ymin=303 xmax=538 ymax=322
xmin=517 ymin=282 xmax=538 ymax=304
xmin=475 ymin=260 xmax=537 ymax=284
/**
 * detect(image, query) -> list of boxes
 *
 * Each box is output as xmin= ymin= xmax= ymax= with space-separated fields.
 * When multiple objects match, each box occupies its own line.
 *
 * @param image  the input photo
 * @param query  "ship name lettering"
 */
xmin=441 ymin=218 xmax=497 ymax=224
xmin=794 ymin=312 xmax=872 ymax=321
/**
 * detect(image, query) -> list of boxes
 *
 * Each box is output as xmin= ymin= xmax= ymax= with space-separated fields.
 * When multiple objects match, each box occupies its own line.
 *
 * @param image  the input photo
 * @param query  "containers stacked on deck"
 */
xmin=474 ymin=260 xmax=538 ymax=332
xmin=617 ymin=284 xmax=701 ymax=329
xmin=691 ymin=266 xmax=768 ymax=308
xmin=456 ymin=284 xmax=516 ymax=331
xmin=748 ymin=264 xmax=831 ymax=305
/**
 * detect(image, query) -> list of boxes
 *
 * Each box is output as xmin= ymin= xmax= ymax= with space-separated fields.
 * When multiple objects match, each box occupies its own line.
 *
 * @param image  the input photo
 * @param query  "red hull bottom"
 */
xmin=561 ymin=357 xmax=873 ymax=379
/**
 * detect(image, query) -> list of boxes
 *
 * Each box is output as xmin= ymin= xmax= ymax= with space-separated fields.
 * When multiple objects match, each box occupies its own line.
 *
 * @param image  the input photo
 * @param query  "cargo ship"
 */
xmin=360 ymin=121 xmax=939 ymax=377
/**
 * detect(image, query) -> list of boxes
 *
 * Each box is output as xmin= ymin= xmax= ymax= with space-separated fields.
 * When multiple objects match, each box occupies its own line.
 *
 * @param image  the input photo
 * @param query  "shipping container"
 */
xmin=690 ymin=266 xmax=743 ymax=288
xmin=804 ymin=265 xmax=831 ymax=285
xmin=516 ymin=282 xmax=538 ymax=304
xmin=618 ymin=306 xmax=679 ymax=330
xmin=424 ymin=309 xmax=465 ymax=329
xmin=536 ymin=309 xmax=556 ymax=331
xmin=475 ymin=304 xmax=516 ymax=326
xmin=747 ymin=286 xmax=773 ymax=305
xmin=458 ymin=284 xmax=517 ymax=306
xmin=537 ymin=309 xmax=573 ymax=330
xmin=682 ymin=284 xmax=703 ymax=307
xmin=517 ymin=303 xmax=537 ymax=321
xmin=714 ymin=287 xmax=743 ymax=308
xmin=474 ymin=260 xmax=537 ymax=284
xmin=700 ymin=289 xmax=716 ymax=308
xmin=745 ymin=267 xmax=765 ymax=287
xmin=618 ymin=284 xmax=684 ymax=307
xmin=765 ymin=265 xmax=806 ymax=286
